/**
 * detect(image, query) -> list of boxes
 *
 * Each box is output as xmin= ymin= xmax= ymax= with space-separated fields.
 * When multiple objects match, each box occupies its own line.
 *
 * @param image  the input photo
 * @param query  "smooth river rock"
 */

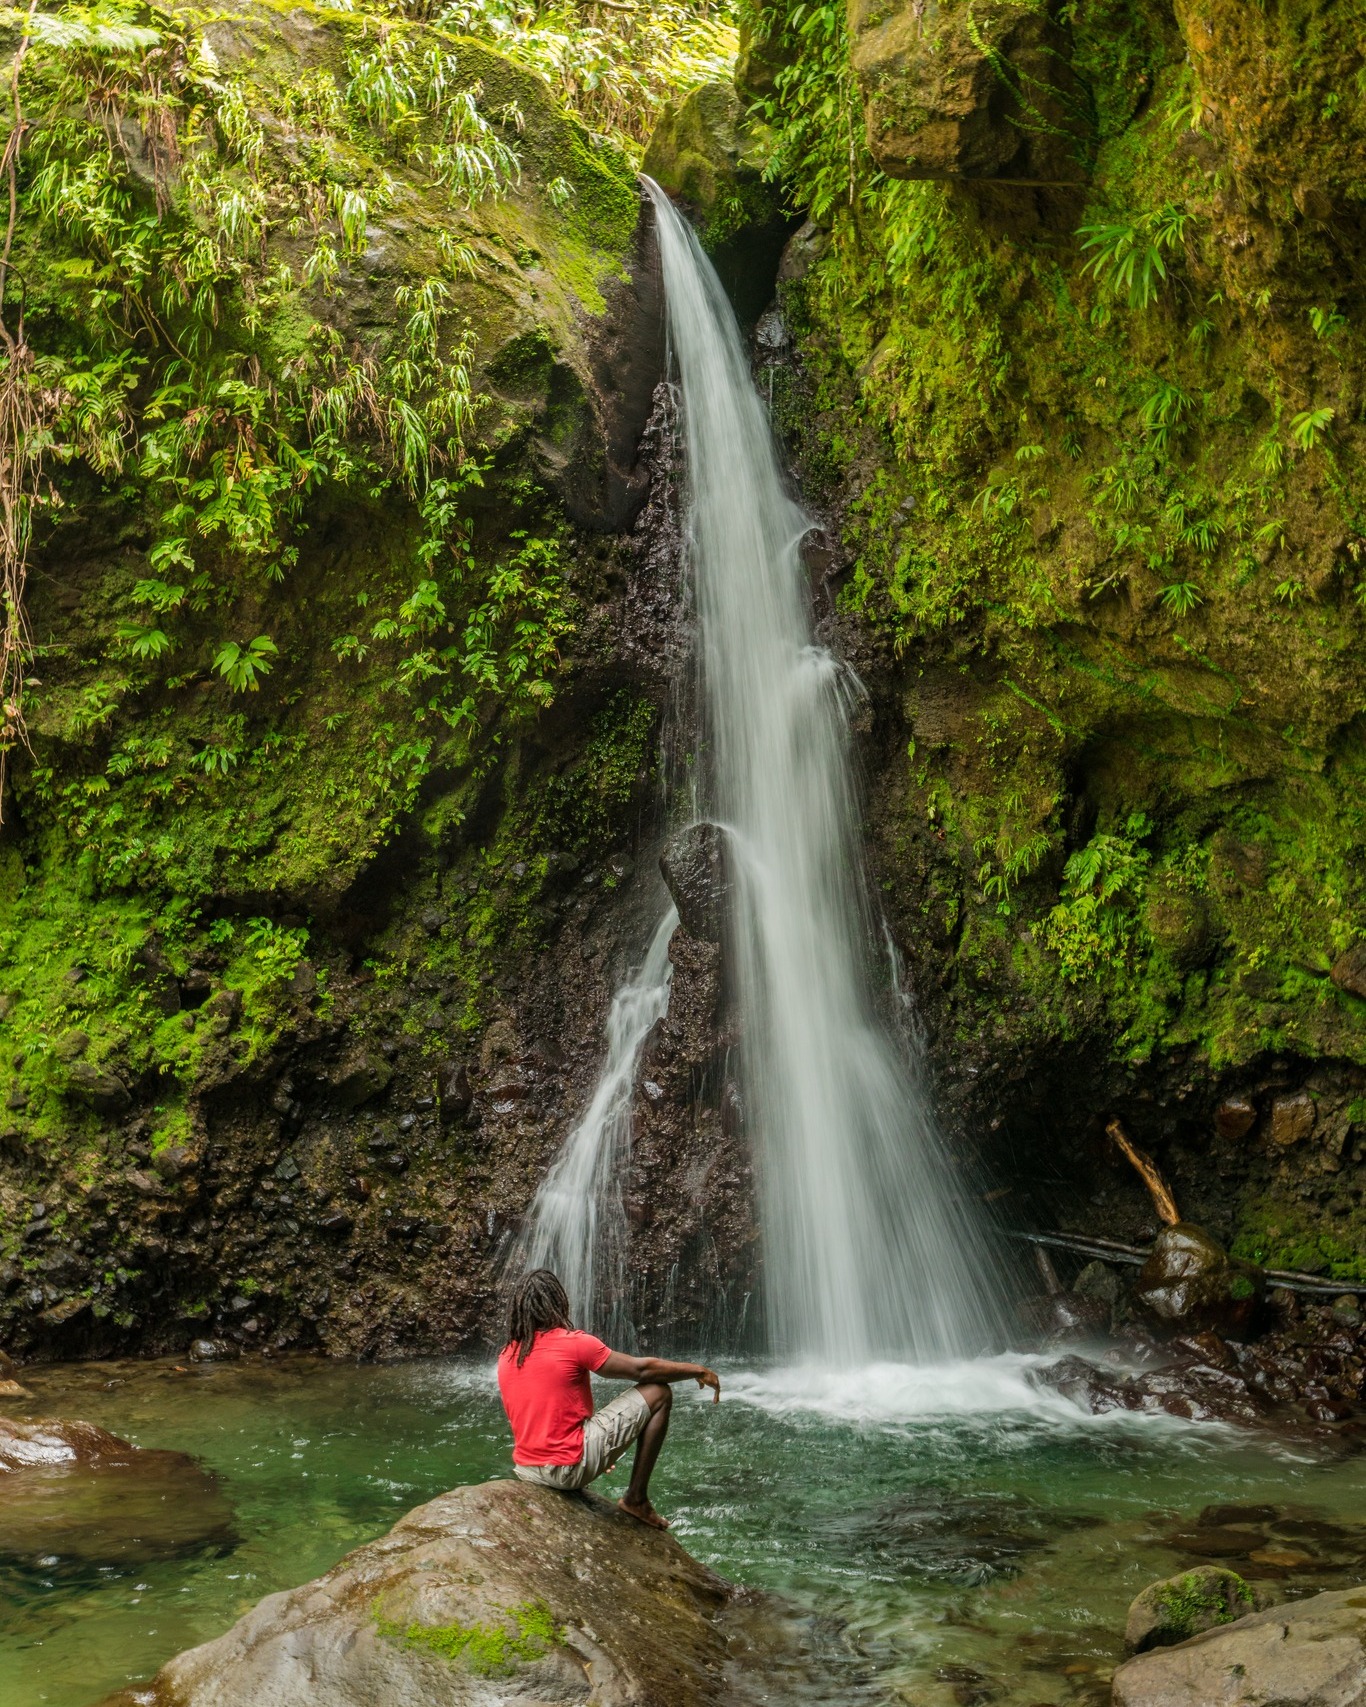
xmin=98 ymin=1478 xmax=839 ymax=1706
xmin=1 ymin=1413 xmax=237 ymax=1573
xmin=1112 ymin=1585 xmax=1366 ymax=1706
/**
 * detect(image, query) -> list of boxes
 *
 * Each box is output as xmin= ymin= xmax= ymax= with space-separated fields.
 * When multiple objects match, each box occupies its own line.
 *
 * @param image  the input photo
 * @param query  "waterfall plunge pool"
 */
xmin=7 ymin=1353 xmax=1366 ymax=1707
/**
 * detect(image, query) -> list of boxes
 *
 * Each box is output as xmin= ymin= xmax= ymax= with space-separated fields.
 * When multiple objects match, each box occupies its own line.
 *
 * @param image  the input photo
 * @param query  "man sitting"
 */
xmin=497 ymin=1268 xmax=721 ymax=1530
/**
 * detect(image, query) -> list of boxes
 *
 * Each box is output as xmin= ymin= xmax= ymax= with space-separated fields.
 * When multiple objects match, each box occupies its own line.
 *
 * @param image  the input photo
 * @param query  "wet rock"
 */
xmin=437 ymin=1061 xmax=473 ymax=1126
xmin=846 ymin=0 xmax=1083 ymax=183
xmin=188 ymin=1338 xmax=238 ymax=1362
xmin=98 ymin=1479 xmax=833 ymax=1707
xmin=1112 ymin=1585 xmax=1366 ymax=1707
xmin=203 ymin=986 xmax=242 ymax=1030
xmin=660 ymin=821 xmax=731 ymax=942
xmin=55 ymin=1028 xmax=90 ymax=1061
xmin=1019 ymin=1290 xmax=1109 ymax=1345
xmin=327 ymin=1048 xmax=393 ymax=1110
xmin=1031 ymin=1354 xmax=1266 ymax=1426
xmin=1270 ymin=1090 xmax=1317 ymax=1145
xmin=62 ymin=1059 xmax=131 ymax=1114
xmin=1331 ymin=941 xmax=1366 ymax=999
xmin=1134 ymin=1223 xmax=1262 ymax=1337
xmin=1126 ymin=1565 xmax=1273 ymax=1653
xmin=1074 ymin=1260 xmax=1123 ymax=1312
xmin=0 ymin=1414 xmax=237 ymax=1574
xmin=1214 ymin=1095 xmax=1258 ymax=1139
xmin=152 ymin=1144 xmax=194 ymax=1183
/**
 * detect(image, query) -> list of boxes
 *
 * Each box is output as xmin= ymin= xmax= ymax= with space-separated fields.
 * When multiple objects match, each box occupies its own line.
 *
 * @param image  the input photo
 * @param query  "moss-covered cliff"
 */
xmin=732 ymin=0 xmax=1366 ymax=1275
xmin=0 ymin=0 xmax=698 ymax=1355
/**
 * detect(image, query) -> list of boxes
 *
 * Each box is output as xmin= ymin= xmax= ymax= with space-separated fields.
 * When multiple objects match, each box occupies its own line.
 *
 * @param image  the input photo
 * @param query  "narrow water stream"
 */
xmin=8 ymin=1356 xmax=1366 ymax=1707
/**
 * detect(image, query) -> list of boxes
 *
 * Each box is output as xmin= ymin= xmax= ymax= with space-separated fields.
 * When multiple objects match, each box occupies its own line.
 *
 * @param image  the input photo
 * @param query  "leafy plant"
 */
xmin=1043 ymin=814 xmax=1153 ymax=981
xmin=115 ymin=620 xmax=174 ymax=659
xmin=1079 ymin=204 xmax=1190 ymax=311
xmin=1290 ymin=407 xmax=1334 ymax=452
xmin=1160 ymin=580 xmax=1201 ymax=615
xmin=212 ymin=636 xmax=279 ymax=692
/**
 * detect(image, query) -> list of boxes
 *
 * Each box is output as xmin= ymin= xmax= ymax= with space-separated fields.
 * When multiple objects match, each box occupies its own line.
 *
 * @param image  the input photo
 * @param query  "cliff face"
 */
xmin=5 ymin=0 xmax=1366 ymax=1365
xmin=0 ymin=0 xmax=713 ymax=1358
xmin=732 ymin=0 xmax=1366 ymax=1272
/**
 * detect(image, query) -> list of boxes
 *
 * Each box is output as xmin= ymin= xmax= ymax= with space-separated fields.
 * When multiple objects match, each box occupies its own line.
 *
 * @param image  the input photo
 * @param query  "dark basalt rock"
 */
xmin=660 ymin=821 xmax=732 ymax=942
xmin=1134 ymin=1223 xmax=1262 ymax=1337
xmin=1030 ymin=1354 xmax=1268 ymax=1426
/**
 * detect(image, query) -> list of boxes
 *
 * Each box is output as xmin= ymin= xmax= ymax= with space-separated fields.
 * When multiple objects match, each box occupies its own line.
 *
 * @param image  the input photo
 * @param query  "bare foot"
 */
xmin=618 ymin=1496 xmax=670 ymax=1530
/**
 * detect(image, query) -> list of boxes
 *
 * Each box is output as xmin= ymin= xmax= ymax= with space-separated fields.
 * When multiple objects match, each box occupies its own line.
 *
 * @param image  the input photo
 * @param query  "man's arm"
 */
xmin=598 ymin=1350 xmax=721 ymax=1402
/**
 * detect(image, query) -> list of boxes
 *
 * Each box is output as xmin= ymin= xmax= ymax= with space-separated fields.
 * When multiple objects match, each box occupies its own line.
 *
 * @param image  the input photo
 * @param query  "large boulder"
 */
xmin=1134 ymin=1223 xmax=1262 ymax=1338
xmin=1 ymin=1414 xmax=237 ymax=1573
xmin=845 ymin=0 xmax=1085 ymax=183
xmin=98 ymin=1478 xmax=833 ymax=1706
xmin=660 ymin=821 xmax=733 ymax=943
xmin=1112 ymin=1585 xmax=1366 ymax=1707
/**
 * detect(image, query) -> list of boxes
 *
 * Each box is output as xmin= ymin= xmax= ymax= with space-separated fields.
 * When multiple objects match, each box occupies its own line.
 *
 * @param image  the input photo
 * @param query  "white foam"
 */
xmin=712 ymin=1355 xmax=1236 ymax=1438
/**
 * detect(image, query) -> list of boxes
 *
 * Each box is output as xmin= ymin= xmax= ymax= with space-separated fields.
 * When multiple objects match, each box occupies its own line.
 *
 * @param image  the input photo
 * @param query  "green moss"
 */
xmin=742 ymin=0 xmax=1366 ymax=1083
xmin=1151 ymin=1570 xmax=1253 ymax=1640
xmin=375 ymin=1598 xmax=562 ymax=1677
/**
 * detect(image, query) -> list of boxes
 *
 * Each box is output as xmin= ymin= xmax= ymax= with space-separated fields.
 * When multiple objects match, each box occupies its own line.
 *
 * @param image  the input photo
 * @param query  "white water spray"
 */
xmin=522 ymin=186 xmax=1001 ymax=1363
xmin=517 ymin=908 xmax=677 ymax=1336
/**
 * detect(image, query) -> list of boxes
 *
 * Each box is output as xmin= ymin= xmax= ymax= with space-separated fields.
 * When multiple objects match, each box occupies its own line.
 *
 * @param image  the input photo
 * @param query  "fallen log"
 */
xmin=1004 ymin=1229 xmax=1364 ymax=1297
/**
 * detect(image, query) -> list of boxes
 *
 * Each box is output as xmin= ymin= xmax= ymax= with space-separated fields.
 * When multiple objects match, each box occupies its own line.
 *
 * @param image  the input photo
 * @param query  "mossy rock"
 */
xmin=1125 ymin=1565 xmax=1273 ymax=1654
xmin=643 ymin=82 xmax=793 ymax=325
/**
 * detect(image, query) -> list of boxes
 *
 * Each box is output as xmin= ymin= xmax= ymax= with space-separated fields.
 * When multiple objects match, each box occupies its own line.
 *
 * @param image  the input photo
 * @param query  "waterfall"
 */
xmin=515 ymin=908 xmax=677 ymax=1340
xmin=519 ymin=184 xmax=1001 ymax=1365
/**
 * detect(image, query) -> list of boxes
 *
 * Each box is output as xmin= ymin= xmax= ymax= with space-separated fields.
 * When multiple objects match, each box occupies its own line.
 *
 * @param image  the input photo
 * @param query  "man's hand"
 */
xmin=696 ymin=1367 xmax=721 ymax=1403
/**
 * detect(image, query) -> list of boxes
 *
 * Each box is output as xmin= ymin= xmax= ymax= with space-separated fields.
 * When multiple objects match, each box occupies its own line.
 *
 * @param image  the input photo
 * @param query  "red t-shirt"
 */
xmin=497 ymin=1327 xmax=612 ymax=1465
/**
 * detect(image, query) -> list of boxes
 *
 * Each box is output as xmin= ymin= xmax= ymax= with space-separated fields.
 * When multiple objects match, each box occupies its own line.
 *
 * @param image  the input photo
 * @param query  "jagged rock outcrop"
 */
xmin=643 ymin=82 xmax=793 ymax=324
xmin=659 ymin=821 xmax=732 ymax=943
xmin=98 ymin=1478 xmax=843 ymax=1707
xmin=845 ymin=0 xmax=1084 ymax=183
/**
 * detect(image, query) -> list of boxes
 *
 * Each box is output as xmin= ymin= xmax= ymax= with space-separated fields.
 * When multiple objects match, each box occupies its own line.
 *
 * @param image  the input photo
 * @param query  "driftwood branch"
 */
xmin=1005 ymin=1229 xmax=1363 ymax=1298
xmin=1106 ymin=1117 xmax=1181 ymax=1226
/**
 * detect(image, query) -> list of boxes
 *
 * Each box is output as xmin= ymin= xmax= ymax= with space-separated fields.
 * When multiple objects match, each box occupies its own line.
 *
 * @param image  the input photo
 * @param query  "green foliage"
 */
xmin=212 ymin=637 xmax=279 ymax=692
xmin=1079 ymin=205 xmax=1189 ymax=311
xmin=1151 ymin=1571 xmax=1253 ymax=1640
xmin=1043 ymin=815 xmax=1152 ymax=981
xmin=436 ymin=0 xmax=736 ymax=157
xmin=375 ymin=1599 xmax=562 ymax=1677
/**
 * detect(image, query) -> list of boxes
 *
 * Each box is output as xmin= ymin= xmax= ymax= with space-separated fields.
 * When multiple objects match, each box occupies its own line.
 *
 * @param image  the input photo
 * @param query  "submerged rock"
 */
xmin=98 ymin=1478 xmax=841 ymax=1706
xmin=1112 ymin=1585 xmax=1366 ymax=1707
xmin=1 ymin=1413 xmax=237 ymax=1573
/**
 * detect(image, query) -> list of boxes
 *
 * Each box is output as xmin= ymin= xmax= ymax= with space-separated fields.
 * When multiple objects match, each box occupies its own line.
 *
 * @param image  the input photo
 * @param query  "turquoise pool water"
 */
xmin=5 ymin=1353 xmax=1366 ymax=1707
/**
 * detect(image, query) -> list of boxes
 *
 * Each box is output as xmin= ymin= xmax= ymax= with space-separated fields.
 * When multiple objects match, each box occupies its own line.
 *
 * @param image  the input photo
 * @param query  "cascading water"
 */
xmin=521 ymin=183 xmax=1002 ymax=1364
xmin=516 ymin=908 xmax=677 ymax=1339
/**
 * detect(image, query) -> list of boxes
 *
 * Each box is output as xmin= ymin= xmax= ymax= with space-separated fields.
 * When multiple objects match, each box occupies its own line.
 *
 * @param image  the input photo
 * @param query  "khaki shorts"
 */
xmin=513 ymin=1387 xmax=652 ymax=1491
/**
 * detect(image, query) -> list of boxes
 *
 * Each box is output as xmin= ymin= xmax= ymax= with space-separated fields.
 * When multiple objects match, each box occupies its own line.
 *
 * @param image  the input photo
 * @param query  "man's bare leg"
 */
xmin=618 ymin=1383 xmax=672 ymax=1530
